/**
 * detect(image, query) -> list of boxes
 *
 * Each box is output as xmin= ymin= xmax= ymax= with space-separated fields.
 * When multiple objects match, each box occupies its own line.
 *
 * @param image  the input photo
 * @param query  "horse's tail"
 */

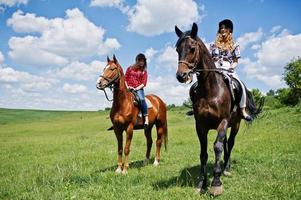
xmin=160 ymin=103 xmax=168 ymax=152
xmin=246 ymin=89 xmax=265 ymax=119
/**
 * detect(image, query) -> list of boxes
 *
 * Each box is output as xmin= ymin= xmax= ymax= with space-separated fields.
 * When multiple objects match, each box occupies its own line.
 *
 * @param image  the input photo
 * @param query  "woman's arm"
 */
xmin=135 ymin=84 xmax=145 ymax=90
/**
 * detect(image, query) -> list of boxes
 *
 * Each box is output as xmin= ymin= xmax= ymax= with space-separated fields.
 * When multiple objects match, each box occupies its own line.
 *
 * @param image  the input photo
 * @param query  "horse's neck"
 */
xmin=112 ymin=75 xmax=131 ymax=109
xmin=196 ymin=46 xmax=221 ymax=94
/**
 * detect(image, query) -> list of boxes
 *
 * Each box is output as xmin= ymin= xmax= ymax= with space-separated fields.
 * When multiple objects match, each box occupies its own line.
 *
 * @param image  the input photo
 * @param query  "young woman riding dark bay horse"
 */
xmin=96 ymin=55 xmax=168 ymax=175
xmin=174 ymin=23 xmax=263 ymax=196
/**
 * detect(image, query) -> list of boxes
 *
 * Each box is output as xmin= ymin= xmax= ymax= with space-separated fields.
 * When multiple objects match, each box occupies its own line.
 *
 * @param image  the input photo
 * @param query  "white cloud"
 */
xmin=90 ymin=0 xmax=129 ymax=13
xmin=145 ymin=75 xmax=191 ymax=106
xmin=7 ymin=10 xmax=49 ymax=33
xmin=98 ymin=38 xmax=121 ymax=56
xmin=270 ymin=25 xmax=282 ymax=34
xmin=63 ymin=83 xmax=87 ymax=94
xmin=90 ymin=0 xmax=122 ymax=7
xmin=0 ymin=0 xmax=28 ymax=7
xmin=56 ymin=60 xmax=106 ymax=81
xmin=0 ymin=66 xmax=58 ymax=92
xmin=0 ymin=51 xmax=4 ymax=63
xmin=126 ymin=0 xmax=203 ymax=36
xmin=7 ymin=8 xmax=121 ymax=67
xmin=8 ymin=36 xmax=69 ymax=67
xmin=0 ymin=66 xmax=31 ymax=82
xmin=157 ymin=46 xmax=178 ymax=70
xmin=237 ymin=28 xmax=263 ymax=51
xmin=242 ymin=30 xmax=301 ymax=89
xmin=144 ymin=48 xmax=158 ymax=62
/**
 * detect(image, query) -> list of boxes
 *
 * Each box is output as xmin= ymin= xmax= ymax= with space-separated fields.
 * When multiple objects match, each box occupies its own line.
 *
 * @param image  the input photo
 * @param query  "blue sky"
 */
xmin=0 ymin=0 xmax=300 ymax=110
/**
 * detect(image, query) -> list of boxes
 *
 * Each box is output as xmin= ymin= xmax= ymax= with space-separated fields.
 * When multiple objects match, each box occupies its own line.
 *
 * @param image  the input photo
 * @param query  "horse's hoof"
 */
xmin=223 ymin=171 xmax=231 ymax=177
xmin=115 ymin=167 xmax=122 ymax=175
xmin=122 ymin=169 xmax=128 ymax=175
xmin=195 ymin=187 xmax=206 ymax=194
xmin=153 ymin=159 xmax=159 ymax=167
xmin=209 ymin=185 xmax=223 ymax=196
xmin=196 ymin=180 xmax=207 ymax=193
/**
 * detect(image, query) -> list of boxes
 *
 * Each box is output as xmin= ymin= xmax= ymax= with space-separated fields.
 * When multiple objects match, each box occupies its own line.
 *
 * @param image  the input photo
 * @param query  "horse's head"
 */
xmin=96 ymin=55 xmax=121 ymax=90
xmin=175 ymin=23 xmax=200 ymax=84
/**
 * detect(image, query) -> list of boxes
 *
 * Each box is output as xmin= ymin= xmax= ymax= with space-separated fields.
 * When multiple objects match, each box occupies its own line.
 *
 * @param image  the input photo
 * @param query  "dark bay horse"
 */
xmin=174 ymin=23 xmax=263 ymax=196
xmin=96 ymin=55 xmax=168 ymax=175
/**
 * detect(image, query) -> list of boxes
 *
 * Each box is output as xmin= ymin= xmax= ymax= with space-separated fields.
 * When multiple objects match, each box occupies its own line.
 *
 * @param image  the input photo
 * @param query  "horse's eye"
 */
xmin=110 ymin=68 xmax=115 ymax=71
xmin=190 ymin=47 xmax=195 ymax=53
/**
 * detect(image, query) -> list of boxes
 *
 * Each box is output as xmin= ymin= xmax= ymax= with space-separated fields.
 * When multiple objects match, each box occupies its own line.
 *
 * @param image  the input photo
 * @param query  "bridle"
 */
xmin=97 ymin=65 xmax=120 ymax=101
xmin=177 ymin=36 xmax=201 ymax=74
xmin=177 ymin=36 xmax=231 ymax=76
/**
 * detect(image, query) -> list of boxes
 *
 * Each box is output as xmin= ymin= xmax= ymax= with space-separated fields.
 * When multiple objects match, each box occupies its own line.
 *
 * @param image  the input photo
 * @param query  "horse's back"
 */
xmin=145 ymin=94 xmax=167 ymax=122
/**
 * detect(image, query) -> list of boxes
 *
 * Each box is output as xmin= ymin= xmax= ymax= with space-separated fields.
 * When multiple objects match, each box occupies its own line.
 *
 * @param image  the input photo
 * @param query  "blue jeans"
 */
xmin=136 ymin=89 xmax=148 ymax=116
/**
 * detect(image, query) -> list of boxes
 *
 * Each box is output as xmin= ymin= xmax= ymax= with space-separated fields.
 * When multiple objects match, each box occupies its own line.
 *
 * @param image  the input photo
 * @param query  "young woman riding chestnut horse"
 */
xmin=175 ymin=22 xmax=263 ymax=196
xmin=96 ymin=55 xmax=168 ymax=175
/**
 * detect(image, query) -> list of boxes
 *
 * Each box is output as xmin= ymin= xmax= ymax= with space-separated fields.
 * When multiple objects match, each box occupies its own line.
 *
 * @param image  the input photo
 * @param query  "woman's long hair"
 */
xmin=215 ymin=32 xmax=234 ymax=51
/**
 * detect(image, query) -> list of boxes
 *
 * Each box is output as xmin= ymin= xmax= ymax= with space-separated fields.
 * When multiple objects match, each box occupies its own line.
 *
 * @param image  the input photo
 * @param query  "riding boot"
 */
xmin=241 ymin=108 xmax=253 ymax=122
xmin=144 ymin=116 xmax=149 ymax=130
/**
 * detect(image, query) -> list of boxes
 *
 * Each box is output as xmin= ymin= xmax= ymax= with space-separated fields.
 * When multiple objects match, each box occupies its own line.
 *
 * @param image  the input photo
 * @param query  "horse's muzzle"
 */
xmin=96 ymin=83 xmax=105 ymax=90
xmin=176 ymin=71 xmax=193 ymax=84
xmin=176 ymin=72 xmax=185 ymax=83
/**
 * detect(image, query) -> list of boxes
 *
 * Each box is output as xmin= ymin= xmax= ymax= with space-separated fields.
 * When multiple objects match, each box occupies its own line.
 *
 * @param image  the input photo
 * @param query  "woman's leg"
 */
xmin=231 ymin=74 xmax=252 ymax=121
xmin=137 ymin=89 xmax=149 ymax=125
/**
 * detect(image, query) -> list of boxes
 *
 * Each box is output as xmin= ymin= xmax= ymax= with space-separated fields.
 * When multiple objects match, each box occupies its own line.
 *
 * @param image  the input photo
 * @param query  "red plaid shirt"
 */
xmin=125 ymin=66 xmax=148 ymax=88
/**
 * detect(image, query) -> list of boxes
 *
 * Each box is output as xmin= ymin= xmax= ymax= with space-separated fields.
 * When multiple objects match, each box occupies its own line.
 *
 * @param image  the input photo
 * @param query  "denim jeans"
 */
xmin=136 ymin=89 xmax=148 ymax=116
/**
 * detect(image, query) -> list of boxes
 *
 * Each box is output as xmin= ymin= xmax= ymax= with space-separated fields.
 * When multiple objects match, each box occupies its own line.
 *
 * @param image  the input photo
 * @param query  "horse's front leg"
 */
xmin=196 ymin=124 xmax=209 ymax=193
xmin=122 ymin=123 xmax=134 ymax=175
xmin=114 ymin=127 xmax=123 ymax=174
xmin=210 ymin=119 xmax=228 ymax=196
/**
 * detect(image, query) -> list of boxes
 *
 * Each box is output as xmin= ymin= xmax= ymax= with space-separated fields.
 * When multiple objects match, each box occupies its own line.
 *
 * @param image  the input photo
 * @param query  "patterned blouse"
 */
xmin=210 ymin=43 xmax=241 ymax=69
xmin=125 ymin=66 xmax=148 ymax=88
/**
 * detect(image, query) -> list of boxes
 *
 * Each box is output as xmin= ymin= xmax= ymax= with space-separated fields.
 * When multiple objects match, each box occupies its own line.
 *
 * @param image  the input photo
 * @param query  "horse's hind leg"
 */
xmin=210 ymin=119 xmax=228 ymax=196
xmin=114 ymin=127 xmax=123 ymax=174
xmin=143 ymin=124 xmax=153 ymax=165
xmin=153 ymin=122 xmax=167 ymax=167
xmin=224 ymin=120 xmax=240 ymax=176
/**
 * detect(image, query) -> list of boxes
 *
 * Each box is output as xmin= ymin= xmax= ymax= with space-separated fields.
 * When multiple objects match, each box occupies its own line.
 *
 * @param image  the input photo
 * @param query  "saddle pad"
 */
xmin=145 ymin=97 xmax=153 ymax=108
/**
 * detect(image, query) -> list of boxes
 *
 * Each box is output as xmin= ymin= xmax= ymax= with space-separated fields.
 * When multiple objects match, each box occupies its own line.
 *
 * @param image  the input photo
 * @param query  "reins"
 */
xmin=177 ymin=36 xmax=233 ymax=77
xmin=98 ymin=69 xmax=120 ymax=102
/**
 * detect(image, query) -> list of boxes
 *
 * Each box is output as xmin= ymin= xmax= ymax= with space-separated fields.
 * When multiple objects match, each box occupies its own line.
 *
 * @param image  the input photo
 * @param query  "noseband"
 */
xmin=97 ymin=66 xmax=120 ymax=101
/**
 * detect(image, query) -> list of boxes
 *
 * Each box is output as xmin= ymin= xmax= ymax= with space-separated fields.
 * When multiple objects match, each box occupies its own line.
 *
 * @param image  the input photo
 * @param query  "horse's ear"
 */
xmin=175 ymin=25 xmax=183 ymax=38
xmin=113 ymin=54 xmax=118 ymax=64
xmin=107 ymin=56 xmax=110 ymax=63
xmin=190 ymin=22 xmax=198 ymax=38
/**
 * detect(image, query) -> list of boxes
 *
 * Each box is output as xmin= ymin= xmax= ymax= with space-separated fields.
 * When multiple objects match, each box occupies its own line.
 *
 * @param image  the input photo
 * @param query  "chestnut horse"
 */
xmin=96 ymin=55 xmax=168 ymax=175
xmin=174 ymin=23 xmax=263 ymax=195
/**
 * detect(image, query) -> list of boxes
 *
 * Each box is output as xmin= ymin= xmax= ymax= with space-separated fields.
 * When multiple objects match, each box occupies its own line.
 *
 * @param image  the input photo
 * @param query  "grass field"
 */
xmin=0 ymin=106 xmax=301 ymax=199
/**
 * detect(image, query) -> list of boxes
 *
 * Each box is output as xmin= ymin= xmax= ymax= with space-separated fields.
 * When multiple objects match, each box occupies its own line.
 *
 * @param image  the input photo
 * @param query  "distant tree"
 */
xmin=251 ymin=88 xmax=264 ymax=106
xmin=105 ymin=107 xmax=111 ymax=111
xmin=277 ymin=57 xmax=301 ymax=106
xmin=276 ymin=88 xmax=300 ymax=106
xmin=266 ymin=89 xmax=275 ymax=96
xmin=167 ymin=104 xmax=176 ymax=110
xmin=182 ymin=98 xmax=192 ymax=108
xmin=283 ymin=57 xmax=301 ymax=89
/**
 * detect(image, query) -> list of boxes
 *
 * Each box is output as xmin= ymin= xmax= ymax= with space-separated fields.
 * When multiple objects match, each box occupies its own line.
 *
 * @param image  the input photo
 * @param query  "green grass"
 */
xmin=0 ymin=107 xmax=300 ymax=199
